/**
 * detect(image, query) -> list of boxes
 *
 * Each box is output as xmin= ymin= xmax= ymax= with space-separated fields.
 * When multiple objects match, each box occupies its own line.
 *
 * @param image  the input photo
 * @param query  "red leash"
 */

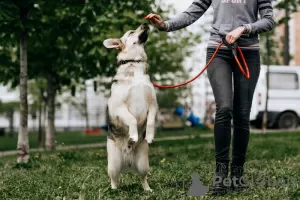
xmin=152 ymin=42 xmax=250 ymax=89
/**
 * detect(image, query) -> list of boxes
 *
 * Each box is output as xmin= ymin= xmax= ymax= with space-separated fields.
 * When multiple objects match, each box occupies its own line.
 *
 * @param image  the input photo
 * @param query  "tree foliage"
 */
xmin=1 ymin=0 xmax=199 ymax=102
xmin=260 ymin=30 xmax=281 ymax=65
xmin=275 ymin=0 xmax=300 ymax=24
xmin=0 ymin=0 xmax=200 ymax=150
xmin=259 ymin=0 xmax=300 ymax=65
xmin=0 ymin=101 xmax=19 ymax=116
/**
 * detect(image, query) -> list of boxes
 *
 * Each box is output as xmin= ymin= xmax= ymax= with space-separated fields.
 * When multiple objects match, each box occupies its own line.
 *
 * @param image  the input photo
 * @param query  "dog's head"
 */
xmin=103 ymin=23 xmax=149 ymax=62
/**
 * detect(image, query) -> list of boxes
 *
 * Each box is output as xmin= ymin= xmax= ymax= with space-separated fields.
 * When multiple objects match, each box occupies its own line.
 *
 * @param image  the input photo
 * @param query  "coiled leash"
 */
xmin=152 ymin=38 xmax=250 ymax=89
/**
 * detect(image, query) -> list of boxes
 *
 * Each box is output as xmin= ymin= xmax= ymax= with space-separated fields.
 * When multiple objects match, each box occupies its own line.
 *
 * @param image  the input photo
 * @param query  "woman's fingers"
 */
xmin=145 ymin=13 xmax=166 ymax=30
xmin=145 ymin=13 xmax=154 ymax=19
xmin=149 ymin=14 xmax=158 ymax=21
xmin=145 ymin=13 xmax=162 ymax=21
xmin=228 ymin=35 xmax=233 ymax=44
xmin=145 ymin=13 xmax=163 ymax=28
xmin=225 ymin=27 xmax=244 ymax=44
xmin=152 ymin=14 xmax=162 ymax=20
xmin=225 ymin=33 xmax=237 ymax=44
xmin=225 ymin=34 xmax=231 ymax=44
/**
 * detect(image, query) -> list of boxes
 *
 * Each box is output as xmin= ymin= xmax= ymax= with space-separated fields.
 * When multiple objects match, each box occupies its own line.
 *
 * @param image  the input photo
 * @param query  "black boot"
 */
xmin=211 ymin=162 xmax=229 ymax=195
xmin=231 ymin=124 xmax=250 ymax=191
xmin=230 ymin=164 xmax=249 ymax=191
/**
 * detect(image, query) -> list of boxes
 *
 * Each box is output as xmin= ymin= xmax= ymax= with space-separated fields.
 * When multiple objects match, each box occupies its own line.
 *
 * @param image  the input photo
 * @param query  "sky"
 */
xmin=164 ymin=0 xmax=191 ymax=12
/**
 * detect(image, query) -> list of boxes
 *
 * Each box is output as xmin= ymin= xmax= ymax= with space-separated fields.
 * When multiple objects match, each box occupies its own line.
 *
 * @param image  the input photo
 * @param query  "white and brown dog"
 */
xmin=103 ymin=23 xmax=157 ymax=192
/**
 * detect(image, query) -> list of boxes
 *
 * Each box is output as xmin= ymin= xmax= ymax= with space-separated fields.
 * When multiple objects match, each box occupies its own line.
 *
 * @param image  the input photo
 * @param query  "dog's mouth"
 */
xmin=138 ymin=23 xmax=149 ymax=44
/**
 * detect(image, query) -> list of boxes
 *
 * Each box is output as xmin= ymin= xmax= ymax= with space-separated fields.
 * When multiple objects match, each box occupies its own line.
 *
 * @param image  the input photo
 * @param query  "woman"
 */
xmin=145 ymin=0 xmax=275 ymax=195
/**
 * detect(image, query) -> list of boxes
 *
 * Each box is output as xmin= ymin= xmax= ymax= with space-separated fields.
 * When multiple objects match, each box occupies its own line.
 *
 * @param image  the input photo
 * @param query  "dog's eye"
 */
xmin=129 ymin=31 xmax=134 ymax=35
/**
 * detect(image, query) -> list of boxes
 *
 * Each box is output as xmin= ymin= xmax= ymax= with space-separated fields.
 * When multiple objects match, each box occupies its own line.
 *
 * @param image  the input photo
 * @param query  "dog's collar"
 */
xmin=117 ymin=60 xmax=144 ymax=66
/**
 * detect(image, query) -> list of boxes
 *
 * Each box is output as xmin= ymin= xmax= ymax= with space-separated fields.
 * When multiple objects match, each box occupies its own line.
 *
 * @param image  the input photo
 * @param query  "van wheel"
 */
xmin=277 ymin=112 xmax=298 ymax=129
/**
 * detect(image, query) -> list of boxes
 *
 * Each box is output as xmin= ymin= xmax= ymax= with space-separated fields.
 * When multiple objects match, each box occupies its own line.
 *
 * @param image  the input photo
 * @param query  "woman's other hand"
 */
xmin=145 ymin=13 xmax=167 ymax=31
xmin=225 ymin=26 xmax=245 ymax=44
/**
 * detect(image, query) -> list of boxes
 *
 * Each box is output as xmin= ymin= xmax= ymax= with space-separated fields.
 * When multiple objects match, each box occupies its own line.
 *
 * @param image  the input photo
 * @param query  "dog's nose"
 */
xmin=142 ymin=23 xmax=149 ymax=29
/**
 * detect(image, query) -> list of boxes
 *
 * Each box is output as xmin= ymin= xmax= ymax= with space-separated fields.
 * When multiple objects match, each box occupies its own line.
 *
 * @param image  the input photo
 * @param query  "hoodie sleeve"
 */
xmin=243 ymin=0 xmax=275 ymax=35
xmin=164 ymin=0 xmax=212 ymax=32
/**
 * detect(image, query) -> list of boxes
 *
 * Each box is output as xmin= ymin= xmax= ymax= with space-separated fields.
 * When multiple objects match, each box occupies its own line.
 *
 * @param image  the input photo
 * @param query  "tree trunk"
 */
xmin=37 ymin=88 xmax=43 ymax=147
xmin=42 ymin=98 xmax=47 ymax=145
xmin=17 ymin=29 xmax=29 ymax=163
xmin=283 ymin=4 xmax=290 ymax=65
xmin=8 ymin=111 xmax=14 ymax=137
xmin=262 ymin=33 xmax=271 ymax=134
xmin=84 ymin=82 xmax=90 ymax=129
xmin=45 ymin=75 xmax=56 ymax=150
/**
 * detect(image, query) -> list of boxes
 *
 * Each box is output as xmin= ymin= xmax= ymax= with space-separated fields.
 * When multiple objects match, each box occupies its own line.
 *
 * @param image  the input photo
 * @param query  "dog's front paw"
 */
xmin=129 ymin=134 xmax=139 ymax=143
xmin=145 ymin=135 xmax=154 ymax=144
xmin=145 ymin=125 xmax=155 ymax=143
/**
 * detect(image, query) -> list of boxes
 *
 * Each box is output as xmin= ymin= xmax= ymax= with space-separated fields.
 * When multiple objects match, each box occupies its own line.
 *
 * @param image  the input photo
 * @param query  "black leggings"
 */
xmin=206 ymin=47 xmax=260 ymax=165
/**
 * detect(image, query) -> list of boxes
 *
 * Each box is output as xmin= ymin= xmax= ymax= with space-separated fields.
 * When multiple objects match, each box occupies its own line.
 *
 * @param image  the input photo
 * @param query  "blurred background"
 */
xmin=0 ymin=0 xmax=300 ymax=149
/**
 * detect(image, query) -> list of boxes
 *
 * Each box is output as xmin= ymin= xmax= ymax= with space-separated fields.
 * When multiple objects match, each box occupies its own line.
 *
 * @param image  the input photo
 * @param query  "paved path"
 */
xmin=1 ymin=128 xmax=299 ymax=157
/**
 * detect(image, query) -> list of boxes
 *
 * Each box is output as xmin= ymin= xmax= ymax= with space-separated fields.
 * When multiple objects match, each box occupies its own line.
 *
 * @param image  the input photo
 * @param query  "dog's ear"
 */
xmin=103 ymin=39 xmax=123 ymax=50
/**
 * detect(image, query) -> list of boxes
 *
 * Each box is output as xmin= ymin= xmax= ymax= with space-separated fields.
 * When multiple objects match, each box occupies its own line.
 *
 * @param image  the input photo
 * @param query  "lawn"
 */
xmin=0 ymin=127 xmax=210 ymax=152
xmin=0 ymin=131 xmax=107 ymax=152
xmin=1 ymin=130 xmax=300 ymax=199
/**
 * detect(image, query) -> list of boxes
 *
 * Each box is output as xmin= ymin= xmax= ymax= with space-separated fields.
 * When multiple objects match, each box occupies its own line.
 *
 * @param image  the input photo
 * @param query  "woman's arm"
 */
xmin=165 ymin=0 xmax=212 ymax=32
xmin=243 ymin=0 xmax=275 ymax=35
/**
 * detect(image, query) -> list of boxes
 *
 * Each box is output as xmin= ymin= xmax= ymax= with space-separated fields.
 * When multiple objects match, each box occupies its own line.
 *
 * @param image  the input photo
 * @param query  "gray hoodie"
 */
xmin=164 ymin=0 xmax=275 ymax=47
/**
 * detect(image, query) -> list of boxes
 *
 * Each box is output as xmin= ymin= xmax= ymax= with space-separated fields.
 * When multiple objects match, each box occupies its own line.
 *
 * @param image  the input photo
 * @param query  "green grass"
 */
xmin=0 ymin=131 xmax=107 ymax=151
xmin=0 ymin=127 xmax=210 ymax=151
xmin=1 ymin=130 xmax=300 ymax=199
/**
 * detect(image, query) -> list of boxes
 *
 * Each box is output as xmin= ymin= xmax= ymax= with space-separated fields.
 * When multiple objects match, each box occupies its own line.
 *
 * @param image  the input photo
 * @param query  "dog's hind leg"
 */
xmin=135 ymin=141 xmax=152 ymax=192
xmin=107 ymin=138 xmax=122 ymax=189
xmin=115 ymin=105 xmax=138 ymax=142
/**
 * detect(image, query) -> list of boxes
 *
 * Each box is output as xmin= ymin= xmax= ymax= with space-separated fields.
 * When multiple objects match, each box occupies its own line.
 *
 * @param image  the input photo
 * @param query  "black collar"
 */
xmin=117 ymin=60 xmax=144 ymax=66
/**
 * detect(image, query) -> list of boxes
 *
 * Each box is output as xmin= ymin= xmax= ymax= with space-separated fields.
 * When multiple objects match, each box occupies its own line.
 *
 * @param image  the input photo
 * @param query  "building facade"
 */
xmin=275 ymin=10 xmax=300 ymax=66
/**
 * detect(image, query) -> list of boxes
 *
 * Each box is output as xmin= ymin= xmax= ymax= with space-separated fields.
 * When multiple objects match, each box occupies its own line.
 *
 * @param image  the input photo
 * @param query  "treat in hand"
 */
xmin=145 ymin=13 xmax=166 ymax=31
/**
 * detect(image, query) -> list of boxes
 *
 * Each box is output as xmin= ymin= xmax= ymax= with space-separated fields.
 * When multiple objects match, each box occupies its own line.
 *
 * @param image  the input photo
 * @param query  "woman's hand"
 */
xmin=145 ymin=13 xmax=167 ymax=31
xmin=225 ymin=26 xmax=245 ymax=44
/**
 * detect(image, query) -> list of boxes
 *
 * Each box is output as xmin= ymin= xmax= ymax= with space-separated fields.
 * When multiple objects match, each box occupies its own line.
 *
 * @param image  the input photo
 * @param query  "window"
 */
xmin=269 ymin=72 xmax=299 ymax=90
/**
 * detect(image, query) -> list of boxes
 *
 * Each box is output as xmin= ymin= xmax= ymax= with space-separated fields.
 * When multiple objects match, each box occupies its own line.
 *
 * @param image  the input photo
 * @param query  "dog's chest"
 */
xmin=109 ymin=65 xmax=154 ymax=124
xmin=127 ymin=82 xmax=152 ymax=123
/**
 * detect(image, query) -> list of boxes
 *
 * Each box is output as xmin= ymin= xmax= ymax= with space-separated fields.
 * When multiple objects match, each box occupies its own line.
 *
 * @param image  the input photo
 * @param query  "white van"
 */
xmin=250 ymin=65 xmax=300 ymax=129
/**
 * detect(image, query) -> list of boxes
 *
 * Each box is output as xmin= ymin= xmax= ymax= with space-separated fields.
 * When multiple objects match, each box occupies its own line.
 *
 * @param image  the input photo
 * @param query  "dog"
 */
xmin=103 ymin=23 xmax=158 ymax=192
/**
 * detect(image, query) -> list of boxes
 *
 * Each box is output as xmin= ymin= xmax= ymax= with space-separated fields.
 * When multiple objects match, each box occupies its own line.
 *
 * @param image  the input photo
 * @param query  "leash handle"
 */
xmin=234 ymin=47 xmax=250 ymax=79
xmin=221 ymin=37 xmax=238 ymax=50
xmin=221 ymin=37 xmax=250 ymax=79
xmin=152 ymin=41 xmax=250 ymax=89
